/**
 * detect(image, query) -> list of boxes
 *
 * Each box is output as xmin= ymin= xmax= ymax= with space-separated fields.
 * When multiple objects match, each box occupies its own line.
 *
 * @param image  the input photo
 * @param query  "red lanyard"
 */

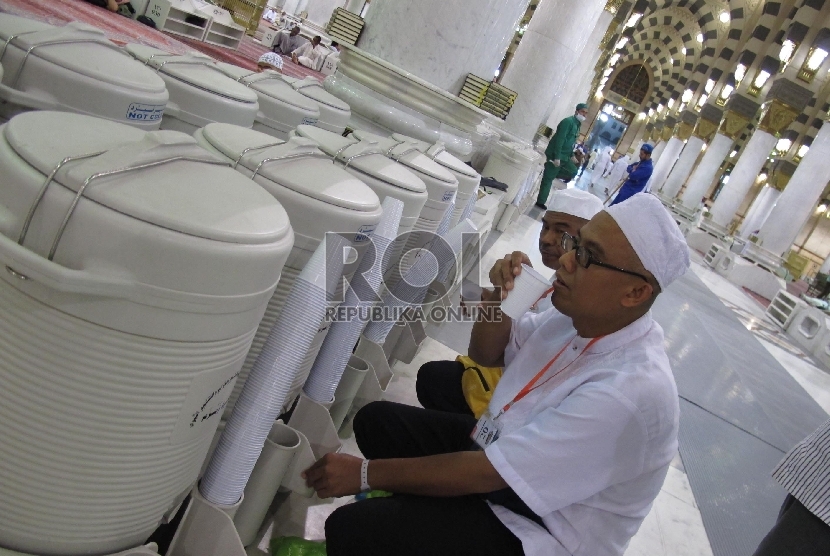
xmin=495 ymin=334 xmax=603 ymax=419
xmin=530 ymin=286 xmax=556 ymax=311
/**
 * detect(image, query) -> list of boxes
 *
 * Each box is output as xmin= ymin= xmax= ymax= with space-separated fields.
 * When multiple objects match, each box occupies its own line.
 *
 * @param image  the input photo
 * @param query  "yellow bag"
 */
xmin=458 ymin=355 xmax=504 ymax=419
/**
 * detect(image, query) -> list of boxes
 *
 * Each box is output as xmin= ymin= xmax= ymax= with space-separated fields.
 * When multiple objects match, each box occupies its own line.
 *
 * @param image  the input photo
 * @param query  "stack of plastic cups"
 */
xmin=303 ymin=198 xmax=405 ymax=405
xmin=363 ymin=217 xmax=475 ymax=344
xmin=200 ymin=235 xmax=348 ymax=507
xmin=458 ymin=186 xmax=479 ymax=224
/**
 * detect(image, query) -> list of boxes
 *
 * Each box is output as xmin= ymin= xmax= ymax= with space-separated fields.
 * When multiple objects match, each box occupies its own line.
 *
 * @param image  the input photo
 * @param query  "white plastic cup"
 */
xmin=499 ymin=264 xmax=552 ymax=319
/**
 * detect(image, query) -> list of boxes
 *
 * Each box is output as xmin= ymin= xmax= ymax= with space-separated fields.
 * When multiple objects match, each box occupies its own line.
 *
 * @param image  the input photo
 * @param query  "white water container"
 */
xmin=352 ymin=130 xmax=458 ymax=283
xmin=284 ymin=76 xmax=351 ymax=134
xmin=125 ymin=44 xmax=258 ymax=134
xmin=193 ymin=123 xmax=382 ymax=415
xmin=0 ymin=111 xmax=294 ymax=555
xmin=392 ymin=133 xmax=480 ymax=226
xmin=481 ymin=140 xmax=539 ymax=204
xmin=0 ymin=16 xmax=168 ymax=129
xmin=211 ymin=63 xmax=320 ymax=140
xmin=294 ymin=124 xmax=427 ymax=243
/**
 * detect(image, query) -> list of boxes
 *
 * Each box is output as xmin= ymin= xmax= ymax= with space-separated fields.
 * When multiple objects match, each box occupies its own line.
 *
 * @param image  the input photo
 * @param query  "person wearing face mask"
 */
xmin=535 ymin=103 xmax=590 ymax=209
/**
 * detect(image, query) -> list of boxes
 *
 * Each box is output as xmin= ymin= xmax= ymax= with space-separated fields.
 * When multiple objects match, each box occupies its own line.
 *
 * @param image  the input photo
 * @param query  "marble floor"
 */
xmin=251 ymin=180 xmax=830 ymax=556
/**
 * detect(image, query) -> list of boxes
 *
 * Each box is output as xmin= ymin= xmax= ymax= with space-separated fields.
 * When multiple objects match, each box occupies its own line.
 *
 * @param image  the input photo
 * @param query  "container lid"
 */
xmin=0 ymin=18 xmax=166 ymax=95
xmin=295 ymin=125 xmax=426 ymax=194
xmin=4 ymin=111 xmax=289 ymax=245
xmin=201 ymin=123 xmax=381 ymax=213
xmin=125 ymin=44 xmax=257 ymax=104
xmin=284 ymin=76 xmax=350 ymax=111
xmin=212 ymin=63 xmax=318 ymax=112
xmin=494 ymin=140 xmax=542 ymax=164
xmin=353 ymin=130 xmax=456 ymax=184
xmin=392 ymin=134 xmax=480 ymax=179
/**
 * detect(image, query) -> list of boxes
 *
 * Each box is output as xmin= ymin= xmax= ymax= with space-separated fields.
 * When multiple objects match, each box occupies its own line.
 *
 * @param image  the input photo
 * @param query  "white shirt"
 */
xmin=607 ymin=155 xmax=630 ymax=183
xmin=484 ymin=308 xmax=679 ymax=556
xmin=292 ymin=42 xmax=331 ymax=71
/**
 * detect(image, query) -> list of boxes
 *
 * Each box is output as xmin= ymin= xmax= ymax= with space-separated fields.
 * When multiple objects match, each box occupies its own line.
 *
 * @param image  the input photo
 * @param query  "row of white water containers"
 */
xmin=0 ymin=15 xmax=350 ymax=137
xmin=0 ymin=102 xmax=480 ymax=555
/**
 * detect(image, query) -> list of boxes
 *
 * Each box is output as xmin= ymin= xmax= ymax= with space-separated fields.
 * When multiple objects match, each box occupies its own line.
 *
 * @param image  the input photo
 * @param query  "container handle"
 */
xmin=0 ymin=231 xmax=138 ymax=297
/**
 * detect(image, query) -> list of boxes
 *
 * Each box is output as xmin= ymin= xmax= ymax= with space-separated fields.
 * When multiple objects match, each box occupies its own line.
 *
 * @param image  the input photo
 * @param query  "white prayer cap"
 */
xmin=548 ymin=189 xmax=604 ymax=221
xmin=604 ymin=193 xmax=690 ymax=290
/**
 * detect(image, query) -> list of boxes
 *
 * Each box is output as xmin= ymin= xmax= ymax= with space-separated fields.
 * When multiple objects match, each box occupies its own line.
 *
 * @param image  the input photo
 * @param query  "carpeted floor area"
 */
xmin=0 ymin=0 xmax=325 ymax=77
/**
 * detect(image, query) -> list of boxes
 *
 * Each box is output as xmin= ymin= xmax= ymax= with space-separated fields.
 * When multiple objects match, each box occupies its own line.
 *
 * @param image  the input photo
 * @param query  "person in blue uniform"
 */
xmin=535 ymin=103 xmax=589 ymax=209
xmin=608 ymin=144 xmax=654 ymax=206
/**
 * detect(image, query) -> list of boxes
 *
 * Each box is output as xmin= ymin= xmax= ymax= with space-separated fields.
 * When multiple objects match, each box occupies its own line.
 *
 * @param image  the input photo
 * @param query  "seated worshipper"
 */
xmin=84 ymin=0 xmax=133 ymax=13
xmin=416 ymin=189 xmax=604 ymax=417
xmin=272 ymin=26 xmax=306 ymax=55
xmin=303 ymin=193 xmax=689 ymax=556
xmin=608 ymin=144 xmax=654 ymax=206
xmin=291 ymin=35 xmax=330 ymax=71
xmin=257 ymin=52 xmax=285 ymax=72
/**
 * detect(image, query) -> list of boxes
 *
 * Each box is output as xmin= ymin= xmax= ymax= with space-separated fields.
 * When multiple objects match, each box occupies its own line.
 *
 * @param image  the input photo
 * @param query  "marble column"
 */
xmin=709 ymin=131 xmax=777 ymax=228
xmin=648 ymin=116 xmax=683 ymax=192
xmin=546 ymin=7 xmax=614 ymax=129
xmin=679 ymin=105 xmax=747 ymax=210
xmin=710 ymin=81 xmax=810 ymax=229
xmin=305 ymin=0 xmax=345 ymax=25
xmin=357 ymin=0 xmax=532 ymax=93
xmin=660 ymin=112 xmax=702 ymax=198
xmin=650 ymin=139 xmax=666 ymax=161
xmin=820 ymin=254 xmax=830 ymax=275
xmin=757 ymin=123 xmax=830 ymax=256
xmin=500 ymin=0 xmax=607 ymax=140
xmin=738 ymin=185 xmax=780 ymax=238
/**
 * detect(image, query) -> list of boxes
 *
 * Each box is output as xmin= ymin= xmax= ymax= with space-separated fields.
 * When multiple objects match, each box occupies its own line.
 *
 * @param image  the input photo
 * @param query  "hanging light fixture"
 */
xmin=625 ymin=12 xmax=642 ymax=28
xmin=774 ymin=138 xmax=792 ymax=155
xmin=705 ymin=79 xmax=715 ymax=94
xmin=682 ymin=89 xmax=694 ymax=103
xmin=696 ymin=93 xmax=708 ymax=109
xmin=609 ymin=53 xmax=621 ymax=66
xmin=779 ymin=40 xmax=797 ymax=65
xmin=735 ymin=63 xmax=746 ymax=84
xmin=615 ymin=37 xmax=629 ymax=50
xmin=798 ymin=39 xmax=830 ymax=82
xmin=719 ymin=11 xmax=730 ymax=23
xmin=697 ymin=33 xmax=704 ymax=43
xmin=798 ymin=144 xmax=810 ymax=158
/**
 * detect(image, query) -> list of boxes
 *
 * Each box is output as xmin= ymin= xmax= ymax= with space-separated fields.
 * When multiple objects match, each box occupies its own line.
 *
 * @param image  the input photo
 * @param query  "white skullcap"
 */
xmin=548 ymin=189 xmax=604 ymax=221
xmin=604 ymin=193 xmax=690 ymax=290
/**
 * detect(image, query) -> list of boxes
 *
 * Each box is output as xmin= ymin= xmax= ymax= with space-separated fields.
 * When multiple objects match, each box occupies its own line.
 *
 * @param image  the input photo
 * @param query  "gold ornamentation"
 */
xmin=661 ymin=126 xmax=674 ymax=141
xmin=719 ymin=110 xmax=750 ymax=140
xmin=676 ymin=122 xmax=695 ymax=140
xmin=599 ymin=26 xmax=617 ymax=50
xmin=769 ymin=173 xmax=792 ymax=191
xmin=758 ymin=99 xmax=800 ymax=135
xmin=694 ymin=118 xmax=719 ymax=141
xmin=604 ymin=0 xmax=625 ymax=14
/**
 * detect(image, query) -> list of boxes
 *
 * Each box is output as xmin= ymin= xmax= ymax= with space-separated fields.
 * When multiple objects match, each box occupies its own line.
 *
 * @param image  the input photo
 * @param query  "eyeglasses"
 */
xmin=560 ymin=233 xmax=650 ymax=282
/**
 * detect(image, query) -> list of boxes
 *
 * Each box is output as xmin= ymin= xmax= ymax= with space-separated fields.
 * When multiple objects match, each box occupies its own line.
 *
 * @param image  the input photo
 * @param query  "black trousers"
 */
xmin=415 ymin=360 xmax=474 ymax=416
xmin=753 ymin=495 xmax=830 ymax=556
xmin=325 ymin=401 xmax=525 ymax=556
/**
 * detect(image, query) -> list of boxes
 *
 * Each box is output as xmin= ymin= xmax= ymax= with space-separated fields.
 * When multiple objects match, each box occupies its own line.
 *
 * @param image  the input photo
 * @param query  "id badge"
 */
xmin=471 ymin=412 xmax=502 ymax=449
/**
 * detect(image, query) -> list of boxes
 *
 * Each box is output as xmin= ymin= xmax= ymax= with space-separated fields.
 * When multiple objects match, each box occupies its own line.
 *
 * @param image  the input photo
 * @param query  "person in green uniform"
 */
xmin=536 ymin=102 xmax=589 ymax=209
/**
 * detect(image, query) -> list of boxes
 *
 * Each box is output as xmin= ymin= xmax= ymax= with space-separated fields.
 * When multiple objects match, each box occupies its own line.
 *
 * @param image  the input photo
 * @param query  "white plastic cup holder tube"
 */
xmin=200 ymin=235 xmax=349 ymax=507
xmin=303 ymin=198 xmax=404 ymax=404
xmin=363 ymin=218 xmax=475 ymax=344
xmin=499 ymin=264 xmax=552 ymax=320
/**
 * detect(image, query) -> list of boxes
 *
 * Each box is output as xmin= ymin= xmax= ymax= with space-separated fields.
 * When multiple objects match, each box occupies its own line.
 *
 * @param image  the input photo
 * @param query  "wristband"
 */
xmin=360 ymin=459 xmax=371 ymax=492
